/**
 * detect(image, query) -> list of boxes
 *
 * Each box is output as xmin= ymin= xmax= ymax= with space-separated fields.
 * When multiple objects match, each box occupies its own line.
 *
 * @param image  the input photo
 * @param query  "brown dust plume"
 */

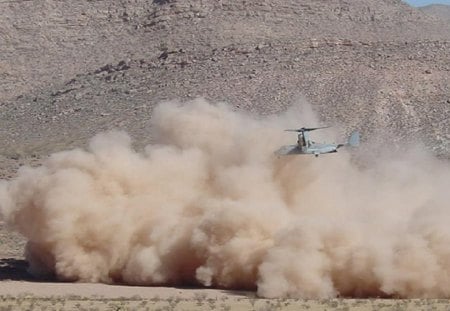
xmin=1 ymin=99 xmax=449 ymax=298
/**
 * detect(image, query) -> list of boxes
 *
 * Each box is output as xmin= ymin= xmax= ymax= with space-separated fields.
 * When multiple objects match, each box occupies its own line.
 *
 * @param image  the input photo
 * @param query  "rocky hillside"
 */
xmin=419 ymin=4 xmax=450 ymax=23
xmin=0 ymin=0 xmax=449 ymax=178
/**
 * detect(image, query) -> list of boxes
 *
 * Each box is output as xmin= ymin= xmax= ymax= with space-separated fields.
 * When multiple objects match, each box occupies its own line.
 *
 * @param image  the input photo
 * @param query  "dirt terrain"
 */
xmin=420 ymin=4 xmax=450 ymax=23
xmin=1 ymin=0 xmax=449 ymax=168
xmin=0 ymin=0 xmax=449 ymax=307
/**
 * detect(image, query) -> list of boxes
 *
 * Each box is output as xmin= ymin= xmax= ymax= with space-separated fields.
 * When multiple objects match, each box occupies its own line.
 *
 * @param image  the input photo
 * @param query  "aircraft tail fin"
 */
xmin=348 ymin=131 xmax=360 ymax=147
xmin=337 ymin=131 xmax=360 ymax=149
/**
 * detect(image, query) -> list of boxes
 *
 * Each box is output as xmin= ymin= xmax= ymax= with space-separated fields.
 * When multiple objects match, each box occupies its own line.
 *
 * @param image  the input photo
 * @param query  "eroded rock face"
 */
xmin=0 ymin=0 xmax=446 ymax=101
xmin=0 ymin=0 xmax=449 ymax=169
xmin=420 ymin=4 xmax=450 ymax=24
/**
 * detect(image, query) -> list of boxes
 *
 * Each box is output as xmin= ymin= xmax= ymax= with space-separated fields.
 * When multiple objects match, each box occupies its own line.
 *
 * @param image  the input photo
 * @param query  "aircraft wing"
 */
xmin=274 ymin=145 xmax=303 ymax=156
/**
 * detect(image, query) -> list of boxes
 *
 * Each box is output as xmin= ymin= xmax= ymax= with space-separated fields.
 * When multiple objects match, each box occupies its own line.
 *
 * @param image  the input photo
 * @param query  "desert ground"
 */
xmin=1 ymin=268 xmax=450 ymax=310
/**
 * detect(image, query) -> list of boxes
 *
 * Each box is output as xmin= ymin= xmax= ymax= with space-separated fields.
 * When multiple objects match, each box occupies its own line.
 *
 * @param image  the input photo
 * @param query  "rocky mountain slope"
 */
xmin=420 ymin=4 xmax=450 ymax=23
xmin=0 ymin=0 xmax=449 ymax=178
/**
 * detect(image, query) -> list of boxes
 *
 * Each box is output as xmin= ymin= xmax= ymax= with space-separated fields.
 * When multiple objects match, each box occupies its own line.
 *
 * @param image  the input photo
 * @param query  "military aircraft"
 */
xmin=275 ymin=126 xmax=359 ymax=157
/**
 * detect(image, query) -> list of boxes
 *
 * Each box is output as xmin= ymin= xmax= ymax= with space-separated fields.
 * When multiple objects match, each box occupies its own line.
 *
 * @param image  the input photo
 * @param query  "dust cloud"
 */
xmin=1 ymin=98 xmax=449 ymax=298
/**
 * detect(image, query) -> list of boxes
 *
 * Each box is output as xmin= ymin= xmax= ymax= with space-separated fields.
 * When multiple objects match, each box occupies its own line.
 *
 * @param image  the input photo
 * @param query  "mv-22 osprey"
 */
xmin=275 ymin=126 xmax=360 ymax=157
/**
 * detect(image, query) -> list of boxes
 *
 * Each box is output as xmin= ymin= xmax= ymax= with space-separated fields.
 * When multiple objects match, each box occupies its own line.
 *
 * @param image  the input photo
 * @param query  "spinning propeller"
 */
xmin=285 ymin=126 xmax=330 ymax=132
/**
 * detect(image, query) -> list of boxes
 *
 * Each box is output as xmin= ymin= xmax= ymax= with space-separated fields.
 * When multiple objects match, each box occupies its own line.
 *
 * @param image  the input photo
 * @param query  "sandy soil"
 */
xmin=0 ymin=279 xmax=246 ymax=300
xmin=0 ymin=280 xmax=449 ymax=311
xmin=0 ymin=250 xmax=449 ymax=310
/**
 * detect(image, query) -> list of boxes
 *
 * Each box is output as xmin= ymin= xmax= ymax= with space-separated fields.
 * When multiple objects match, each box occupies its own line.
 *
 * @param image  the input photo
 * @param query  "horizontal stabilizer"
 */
xmin=337 ymin=131 xmax=360 ymax=149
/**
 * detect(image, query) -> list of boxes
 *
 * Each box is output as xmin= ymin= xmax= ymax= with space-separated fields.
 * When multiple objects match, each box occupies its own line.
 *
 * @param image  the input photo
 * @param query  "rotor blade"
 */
xmin=303 ymin=126 xmax=331 ymax=131
xmin=285 ymin=129 xmax=303 ymax=132
xmin=285 ymin=126 xmax=330 ymax=132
